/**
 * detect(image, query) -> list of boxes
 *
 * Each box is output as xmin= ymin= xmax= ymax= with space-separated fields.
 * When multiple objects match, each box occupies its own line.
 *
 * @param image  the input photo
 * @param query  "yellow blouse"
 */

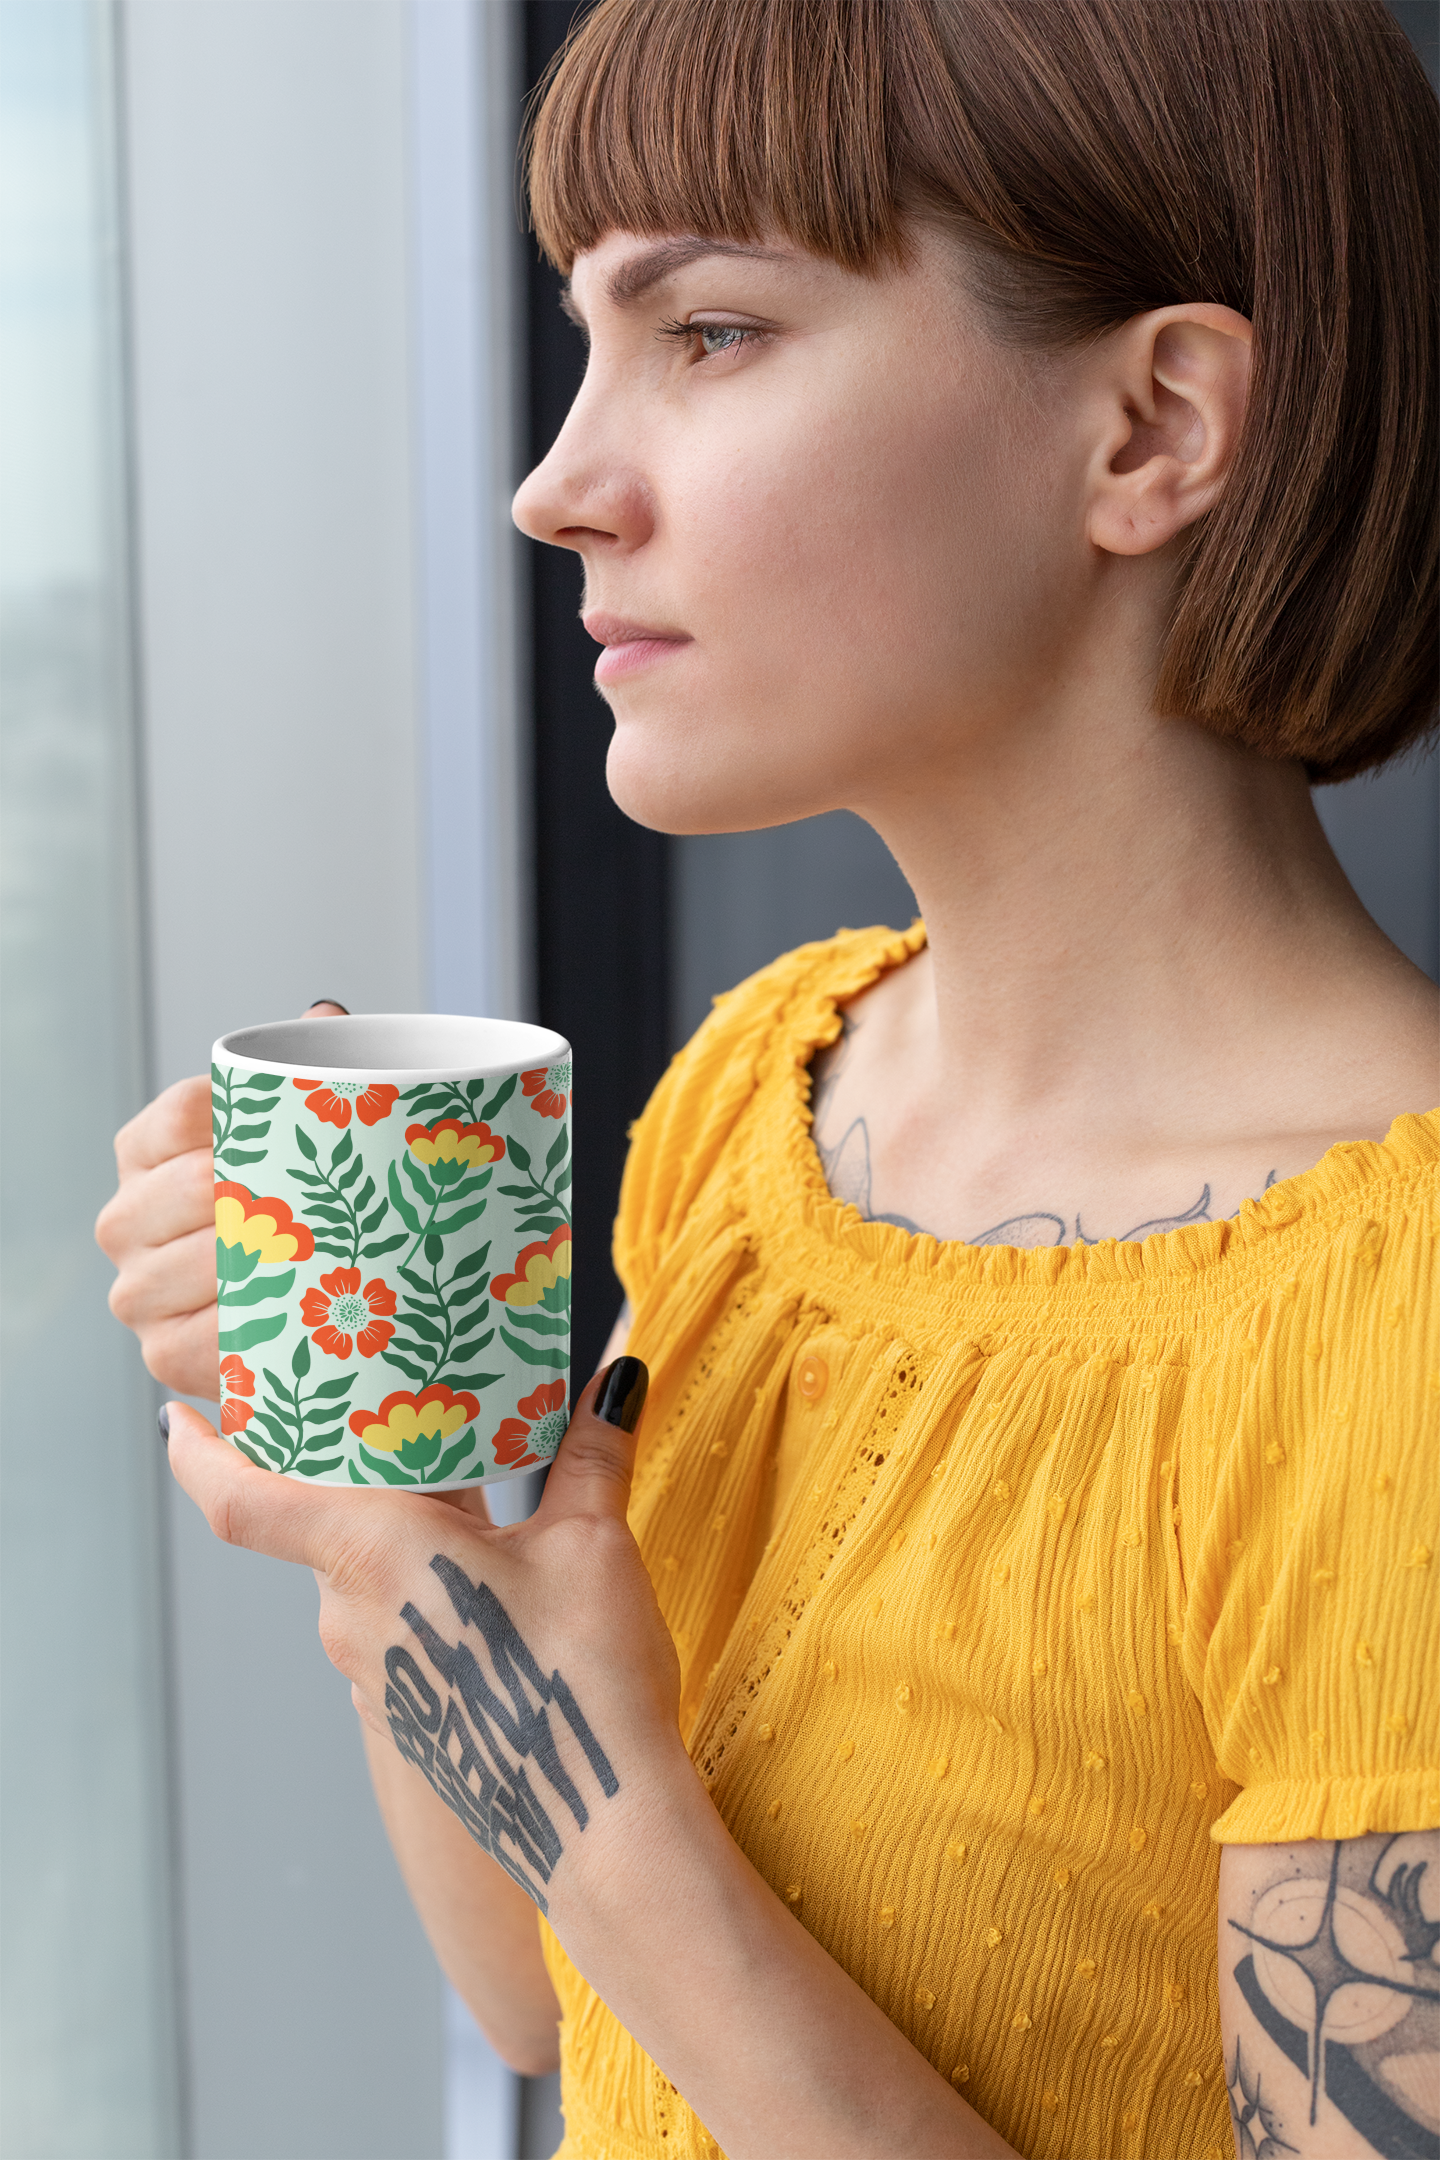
xmin=541 ymin=923 xmax=1439 ymax=2160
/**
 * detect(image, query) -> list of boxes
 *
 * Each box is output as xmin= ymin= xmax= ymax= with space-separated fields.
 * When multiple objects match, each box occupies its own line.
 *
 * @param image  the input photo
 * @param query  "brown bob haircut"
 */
xmin=527 ymin=0 xmax=1437 ymax=782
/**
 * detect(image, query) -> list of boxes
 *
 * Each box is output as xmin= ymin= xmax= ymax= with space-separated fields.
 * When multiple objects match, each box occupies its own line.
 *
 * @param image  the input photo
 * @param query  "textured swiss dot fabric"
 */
xmin=539 ymin=924 xmax=1439 ymax=2160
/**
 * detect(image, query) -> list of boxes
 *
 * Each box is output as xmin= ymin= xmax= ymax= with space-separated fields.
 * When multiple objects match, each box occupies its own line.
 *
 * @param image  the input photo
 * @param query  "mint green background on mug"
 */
xmin=212 ymin=1042 xmax=571 ymax=1489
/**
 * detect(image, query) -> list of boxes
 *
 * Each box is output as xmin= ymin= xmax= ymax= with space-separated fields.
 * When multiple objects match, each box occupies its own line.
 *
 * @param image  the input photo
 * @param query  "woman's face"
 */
xmin=512 ymin=225 xmax=1095 ymax=835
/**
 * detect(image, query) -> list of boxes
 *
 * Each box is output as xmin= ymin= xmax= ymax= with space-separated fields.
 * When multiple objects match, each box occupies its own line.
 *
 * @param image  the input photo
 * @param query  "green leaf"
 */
xmin=358 ymin=1202 xmax=388 ymax=1235
xmin=303 ymin=1407 xmax=349 ymax=1433
xmin=216 ymin=1148 xmax=265 ymax=1168
xmin=511 ymin=1215 xmax=563 ymax=1240
xmin=361 ymin=1233 xmax=406 ymax=1259
xmin=286 ymin=1167 xmax=328 ymax=1188
xmin=216 ymin=1240 xmax=261 ymax=1284
xmin=212 ymin=1063 xmax=225 ymax=1087
xmin=497 ymin=1183 xmax=538 ymax=1201
xmin=552 ymin=1165 xmax=572 ymax=1195
xmin=348 ymin=1461 xmax=369 ymax=1485
xmin=234 ymin=1093 xmax=282 ymax=1110
xmin=506 ymin=1136 xmax=532 ymax=1174
xmin=396 ymin=1426 xmax=443 ymax=1469
xmin=402 ymin=1154 xmax=436 ymax=1207
xmin=248 ymin=1413 xmax=292 ymax=1453
xmin=506 ymin=1307 xmax=567 ymax=1336
xmin=400 ymin=1292 xmax=444 ymax=1317
xmin=331 ymin=1130 xmax=354 ymax=1167
xmin=228 ymin=1123 xmax=273 ymax=1142
xmin=379 ymin=1348 xmax=429 ymax=1383
xmin=449 ymin=1277 xmax=491 ymax=1308
xmin=360 ymin=1447 xmax=418 ymax=1486
xmin=396 ymin=1310 xmax=445 ymax=1345
xmin=500 ymin=1326 xmax=565 ymax=1369
xmin=451 ymin=1319 xmax=494 ymax=1349
xmin=294 ymin=1124 xmax=318 ymax=1162
xmin=291 ymin=1335 xmax=311 ymax=1379
xmin=301 ymin=1201 xmax=353 ymax=1224
xmin=397 ymin=1264 xmax=433 ymax=1292
xmin=309 ymin=1374 xmax=356 ymax=1400
xmin=445 ymin=1369 xmax=501 ymax=1393
xmin=260 ymin=1365 xmax=292 ymax=1398
xmin=431 ymin=1435 xmax=478 ymax=1483
xmin=388 ymin=1160 xmax=423 ymax=1234
xmin=218 ymin=1311 xmax=288 ymax=1354
xmin=545 ymin=1127 xmax=569 ymax=1173
xmin=313 ymin=1240 xmax=357 ymax=1260
xmin=479 ymin=1072 xmax=517 ymax=1121
xmin=424 ymin=1233 xmax=444 ymax=1265
xmin=441 ymin=1171 xmax=493 ymax=1204
xmin=221 ymin=1266 xmax=296 ymax=1307
xmin=245 ymin=1072 xmax=284 ymax=1088
xmin=292 ymin=1455 xmax=344 ymax=1477
xmin=450 ymin=1244 xmax=492 ymax=1281
xmin=232 ymin=1435 xmax=279 ymax=1469
xmin=432 ymin=1201 xmax=488 ymax=1237
xmin=336 ymin=1154 xmax=365 ymax=1192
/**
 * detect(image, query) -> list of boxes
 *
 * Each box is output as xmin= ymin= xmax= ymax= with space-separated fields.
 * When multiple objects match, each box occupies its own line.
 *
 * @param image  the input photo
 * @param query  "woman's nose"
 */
xmin=512 ymin=398 xmax=654 ymax=556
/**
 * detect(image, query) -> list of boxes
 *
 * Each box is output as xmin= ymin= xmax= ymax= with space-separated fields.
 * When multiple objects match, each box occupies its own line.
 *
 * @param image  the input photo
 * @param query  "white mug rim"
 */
xmin=213 ymin=1012 xmax=571 ymax=1086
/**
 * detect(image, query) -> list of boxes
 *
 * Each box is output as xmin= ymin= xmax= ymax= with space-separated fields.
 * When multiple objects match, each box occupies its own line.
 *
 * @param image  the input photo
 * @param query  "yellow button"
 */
xmin=795 ymin=1355 xmax=829 ymax=1402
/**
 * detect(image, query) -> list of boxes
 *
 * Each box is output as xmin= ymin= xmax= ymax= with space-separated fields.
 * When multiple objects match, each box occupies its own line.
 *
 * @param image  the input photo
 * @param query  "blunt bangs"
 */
xmin=526 ymin=0 xmax=1438 ymax=781
xmin=526 ymin=0 xmax=910 ymax=276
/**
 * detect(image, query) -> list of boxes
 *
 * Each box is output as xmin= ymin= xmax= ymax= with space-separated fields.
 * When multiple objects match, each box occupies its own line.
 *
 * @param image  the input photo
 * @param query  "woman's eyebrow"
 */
xmin=560 ymin=237 xmax=796 ymax=327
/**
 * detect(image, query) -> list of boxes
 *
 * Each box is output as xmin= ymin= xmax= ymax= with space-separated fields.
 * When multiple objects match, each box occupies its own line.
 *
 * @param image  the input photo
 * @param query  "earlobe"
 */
xmin=1087 ymin=304 xmax=1252 ymax=559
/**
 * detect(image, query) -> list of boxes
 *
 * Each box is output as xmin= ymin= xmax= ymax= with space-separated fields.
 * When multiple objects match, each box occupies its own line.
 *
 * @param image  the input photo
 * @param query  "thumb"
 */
xmin=541 ymin=1357 xmax=648 ymax=1520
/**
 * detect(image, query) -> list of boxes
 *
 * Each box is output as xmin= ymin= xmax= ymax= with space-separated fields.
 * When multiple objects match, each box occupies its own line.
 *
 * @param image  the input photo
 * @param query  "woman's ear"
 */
xmin=1086 ymin=304 xmax=1252 ymax=558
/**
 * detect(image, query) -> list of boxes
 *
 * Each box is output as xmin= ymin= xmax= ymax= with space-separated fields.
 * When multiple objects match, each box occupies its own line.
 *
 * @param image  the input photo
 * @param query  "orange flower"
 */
xmin=405 ymin=1118 xmax=506 ymax=1170
xmin=219 ymin=1353 xmax=255 ymax=1434
xmin=520 ymin=1061 xmax=570 ymax=1119
xmin=293 ymin=1078 xmax=399 ymax=1129
xmin=214 ymin=1181 xmax=315 ymax=1263
xmin=491 ymin=1380 xmax=569 ymax=1469
xmin=349 ymin=1382 xmax=481 ymax=1452
xmin=299 ymin=1267 xmax=397 ymax=1359
xmin=490 ymin=1226 xmax=572 ymax=1309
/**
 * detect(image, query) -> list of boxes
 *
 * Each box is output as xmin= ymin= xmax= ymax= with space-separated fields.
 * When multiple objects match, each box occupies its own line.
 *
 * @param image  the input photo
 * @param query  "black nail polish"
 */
xmin=158 ymin=1404 xmax=171 ymax=1445
xmin=594 ymin=1356 xmax=648 ymax=1434
xmin=309 ymin=998 xmax=350 ymax=1014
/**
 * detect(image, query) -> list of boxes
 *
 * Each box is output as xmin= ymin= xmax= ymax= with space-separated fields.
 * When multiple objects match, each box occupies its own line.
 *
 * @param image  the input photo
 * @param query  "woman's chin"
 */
xmin=603 ymin=729 xmax=794 ymax=837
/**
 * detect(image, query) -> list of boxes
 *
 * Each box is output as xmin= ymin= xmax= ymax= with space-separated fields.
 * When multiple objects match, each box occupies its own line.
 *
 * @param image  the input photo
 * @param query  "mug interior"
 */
xmin=215 ymin=1012 xmax=569 ymax=1080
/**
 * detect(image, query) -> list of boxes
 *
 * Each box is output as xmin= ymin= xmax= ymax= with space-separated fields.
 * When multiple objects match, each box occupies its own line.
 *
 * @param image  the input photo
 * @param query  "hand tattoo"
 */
xmin=384 ymin=1555 xmax=619 ymax=1912
xmin=1228 ymin=1834 xmax=1440 ymax=2158
xmin=809 ymin=1018 xmax=1279 ymax=1247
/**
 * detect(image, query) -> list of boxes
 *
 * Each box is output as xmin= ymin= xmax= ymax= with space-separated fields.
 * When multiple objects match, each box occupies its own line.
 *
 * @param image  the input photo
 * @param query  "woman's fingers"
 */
xmin=164 ymin=1399 xmax=369 ymax=1571
xmin=112 ymin=1072 xmax=212 ymax=1180
xmin=540 ymin=1358 xmax=649 ymax=1523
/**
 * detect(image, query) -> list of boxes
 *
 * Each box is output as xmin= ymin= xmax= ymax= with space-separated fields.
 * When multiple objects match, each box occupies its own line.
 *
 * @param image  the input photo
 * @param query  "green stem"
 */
xmin=313 ymin=1155 xmax=360 ymax=1266
xmin=214 ymin=1070 xmax=234 ymax=1157
xmin=416 ymin=1253 xmax=455 ymax=1402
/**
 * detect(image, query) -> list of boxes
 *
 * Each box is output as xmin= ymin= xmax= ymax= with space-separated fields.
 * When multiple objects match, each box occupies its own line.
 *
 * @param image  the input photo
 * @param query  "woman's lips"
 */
xmin=583 ymin=612 xmax=691 ymax=684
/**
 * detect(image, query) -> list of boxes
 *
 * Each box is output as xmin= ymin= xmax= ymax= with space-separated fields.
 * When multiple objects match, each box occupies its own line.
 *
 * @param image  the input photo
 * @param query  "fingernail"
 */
xmin=158 ymin=1404 xmax=171 ymax=1445
xmin=309 ymin=998 xmax=350 ymax=1014
xmin=594 ymin=1356 xmax=648 ymax=1434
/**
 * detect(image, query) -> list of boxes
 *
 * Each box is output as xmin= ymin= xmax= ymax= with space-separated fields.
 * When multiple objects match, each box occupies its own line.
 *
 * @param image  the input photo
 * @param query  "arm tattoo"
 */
xmin=810 ymin=1022 xmax=1279 ymax=1245
xmin=1228 ymin=1834 xmax=1440 ymax=2159
xmin=384 ymin=1554 xmax=619 ymax=1912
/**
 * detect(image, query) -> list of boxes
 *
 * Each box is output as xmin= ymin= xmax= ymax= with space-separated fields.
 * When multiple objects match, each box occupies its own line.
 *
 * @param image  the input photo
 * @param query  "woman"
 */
xmin=98 ymin=1 xmax=1438 ymax=2154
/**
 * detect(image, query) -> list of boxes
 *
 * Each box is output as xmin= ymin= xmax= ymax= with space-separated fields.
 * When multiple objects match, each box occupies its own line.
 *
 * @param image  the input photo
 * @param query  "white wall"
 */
xmin=123 ymin=4 xmax=442 ymax=2153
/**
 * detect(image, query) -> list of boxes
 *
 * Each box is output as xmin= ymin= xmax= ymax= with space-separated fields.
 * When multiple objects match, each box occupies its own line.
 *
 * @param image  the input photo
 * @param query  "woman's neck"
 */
xmin=851 ymin=685 xmax=1434 ymax=1177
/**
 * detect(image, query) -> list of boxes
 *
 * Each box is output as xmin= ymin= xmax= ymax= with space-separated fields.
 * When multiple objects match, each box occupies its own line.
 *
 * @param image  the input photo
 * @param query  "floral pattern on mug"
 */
xmin=348 ymin=1381 xmax=481 ymax=1452
xmin=519 ymin=1061 xmax=571 ymax=1119
xmin=491 ymin=1380 xmax=569 ymax=1469
xmin=404 ymin=1118 xmax=506 ymax=1171
xmin=219 ymin=1354 xmax=256 ymax=1434
xmin=214 ymin=1181 xmax=316 ymax=1264
xmin=299 ymin=1267 xmax=397 ymax=1359
xmin=293 ymin=1078 xmax=400 ymax=1129
xmin=491 ymin=1226 xmax=572 ymax=1310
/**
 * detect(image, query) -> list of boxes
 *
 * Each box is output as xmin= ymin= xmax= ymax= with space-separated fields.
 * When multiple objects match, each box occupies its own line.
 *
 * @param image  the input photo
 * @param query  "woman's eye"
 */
xmin=697 ymin=324 xmax=747 ymax=357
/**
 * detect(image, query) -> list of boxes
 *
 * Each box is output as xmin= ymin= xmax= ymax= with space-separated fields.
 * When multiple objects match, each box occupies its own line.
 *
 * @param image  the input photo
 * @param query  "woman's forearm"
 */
xmin=362 ymin=1723 xmax=561 ymax=2074
xmin=551 ymin=1747 xmax=1021 ymax=2160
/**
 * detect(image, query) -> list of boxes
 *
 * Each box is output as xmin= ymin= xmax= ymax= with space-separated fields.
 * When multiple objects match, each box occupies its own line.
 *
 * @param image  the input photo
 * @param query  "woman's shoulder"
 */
xmin=613 ymin=923 xmax=920 ymax=1300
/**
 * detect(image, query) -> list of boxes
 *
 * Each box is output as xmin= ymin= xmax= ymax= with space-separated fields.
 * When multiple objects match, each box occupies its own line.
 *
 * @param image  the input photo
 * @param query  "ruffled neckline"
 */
xmin=770 ymin=920 xmax=1440 ymax=1291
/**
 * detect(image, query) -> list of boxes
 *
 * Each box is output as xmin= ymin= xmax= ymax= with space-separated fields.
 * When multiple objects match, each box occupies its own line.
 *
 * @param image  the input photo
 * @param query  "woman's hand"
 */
xmin=163 ymin=1358 xmax=687 ymax=1917
xmin=96 ymin=1001 xmax=349 ymax=1398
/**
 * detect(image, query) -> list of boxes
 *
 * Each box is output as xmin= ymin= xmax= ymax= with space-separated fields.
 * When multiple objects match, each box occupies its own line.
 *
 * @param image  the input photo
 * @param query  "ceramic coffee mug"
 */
xmin=211 ymin=1014 xmax=572 ymax=1490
